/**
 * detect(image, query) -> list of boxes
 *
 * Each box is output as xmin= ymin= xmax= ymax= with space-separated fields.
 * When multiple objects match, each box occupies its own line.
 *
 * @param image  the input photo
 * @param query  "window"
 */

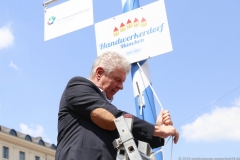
xmin=51 ymin=144 xmax=56 ymax=150
xmin=39 ymin=140 xmax=45 ymax=146
xmin=35 ymin=156 xmax=40 ymax=160
xmin=9 ymin=129 xmax=17 ymax=136
xmin=19 ymin=151 xmax=25 ymax=160
xmin=2 ymin=146 xmax=9 ymax=159
xmin=25 ymin=135 xmax=32 ymax=142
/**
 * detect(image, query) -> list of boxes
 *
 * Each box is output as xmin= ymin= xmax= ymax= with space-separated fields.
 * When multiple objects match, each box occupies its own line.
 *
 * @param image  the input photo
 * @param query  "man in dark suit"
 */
xmin=55 ymin=51 xmax=179 ymax=160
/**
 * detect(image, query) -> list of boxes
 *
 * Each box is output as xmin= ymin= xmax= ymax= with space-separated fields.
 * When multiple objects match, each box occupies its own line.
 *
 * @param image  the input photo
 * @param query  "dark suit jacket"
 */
xmin=55 ymin=76 xmax=164 ymax=160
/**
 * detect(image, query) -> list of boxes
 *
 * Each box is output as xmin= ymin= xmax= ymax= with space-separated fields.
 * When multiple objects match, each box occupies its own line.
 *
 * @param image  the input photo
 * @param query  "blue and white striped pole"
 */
xmin=121 ymin=0 xmax=163 ymax=159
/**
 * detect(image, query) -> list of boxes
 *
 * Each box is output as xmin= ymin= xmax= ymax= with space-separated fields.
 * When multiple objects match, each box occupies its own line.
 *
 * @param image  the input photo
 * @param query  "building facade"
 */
xmin=0 ymin=125 xmax=56 ymax=160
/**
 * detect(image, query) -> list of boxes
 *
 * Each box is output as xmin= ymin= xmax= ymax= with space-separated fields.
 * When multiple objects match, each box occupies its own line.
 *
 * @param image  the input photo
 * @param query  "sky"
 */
xmin=1 ymin=0 xmax=240 ymax=159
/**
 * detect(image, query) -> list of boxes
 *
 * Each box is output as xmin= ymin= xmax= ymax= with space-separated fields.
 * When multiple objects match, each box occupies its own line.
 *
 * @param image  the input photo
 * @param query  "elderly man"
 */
xmin=55 ymin=51 xmax=179 ymax=160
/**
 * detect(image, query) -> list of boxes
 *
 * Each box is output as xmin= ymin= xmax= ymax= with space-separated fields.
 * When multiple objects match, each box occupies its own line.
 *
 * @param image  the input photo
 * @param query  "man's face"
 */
xmin=98 ymin=68 xmax=126 ymax=100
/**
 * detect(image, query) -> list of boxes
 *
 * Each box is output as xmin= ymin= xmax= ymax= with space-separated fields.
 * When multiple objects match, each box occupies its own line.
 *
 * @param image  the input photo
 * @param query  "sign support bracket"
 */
xmin=43 ymin=0 xmax=58 ymax=12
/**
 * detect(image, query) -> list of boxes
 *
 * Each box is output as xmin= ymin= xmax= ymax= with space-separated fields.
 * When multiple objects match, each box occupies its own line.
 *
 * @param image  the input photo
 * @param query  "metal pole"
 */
xmin=120 ymin=0 xmax=163 ymax=159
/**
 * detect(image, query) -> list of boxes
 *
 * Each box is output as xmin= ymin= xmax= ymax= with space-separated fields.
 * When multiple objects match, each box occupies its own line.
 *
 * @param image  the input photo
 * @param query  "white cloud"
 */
xmin=0 ymin=25 xmax=14 ymax=49
xmin=19 ymin=123 xmax=51 ymax=143
xmin=233 ymin=96 xmax=240 ymax=106
xmin=181 ymin=97 xmax=240 ymax=142
xmin=9 ymin=61 xmax=20 ymax=70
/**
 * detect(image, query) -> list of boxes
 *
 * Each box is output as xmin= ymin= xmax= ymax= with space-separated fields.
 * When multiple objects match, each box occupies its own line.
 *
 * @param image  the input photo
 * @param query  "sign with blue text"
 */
xmin=44 ymin=0 xmax=94 ymax=41
xmin=94 ymin=0 xmax=172 ymax=63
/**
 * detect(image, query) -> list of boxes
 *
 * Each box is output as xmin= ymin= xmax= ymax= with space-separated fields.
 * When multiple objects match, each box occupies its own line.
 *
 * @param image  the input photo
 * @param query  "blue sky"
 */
xmin=1 ymin=0 xmax=240 ymax=159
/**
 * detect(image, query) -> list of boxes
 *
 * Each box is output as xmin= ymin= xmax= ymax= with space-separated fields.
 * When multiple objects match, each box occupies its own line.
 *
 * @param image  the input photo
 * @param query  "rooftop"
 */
xmin=0 ymin=125 xmax=56 ymax=150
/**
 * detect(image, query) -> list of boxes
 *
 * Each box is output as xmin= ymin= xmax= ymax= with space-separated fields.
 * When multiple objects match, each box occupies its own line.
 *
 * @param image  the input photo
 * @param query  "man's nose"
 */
xmin=117 ymin=83 xmax=124 ymax=90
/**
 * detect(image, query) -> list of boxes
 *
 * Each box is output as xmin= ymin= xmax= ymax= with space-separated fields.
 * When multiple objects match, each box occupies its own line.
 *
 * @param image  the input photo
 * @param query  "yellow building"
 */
xmin=141 ymin=18 xmax=147 ymax=27
xmin=126 ymin=19 xmax=132 ymax=29
xmin=0 ymin=125 xmax=56 ymax=160
xmin=134 ymin=18 xmax=140 ymax=28
xmin=120 ymin=23 xmax=126 ymax=32
xmin=113 ymin=27 xmax=119 ymax=36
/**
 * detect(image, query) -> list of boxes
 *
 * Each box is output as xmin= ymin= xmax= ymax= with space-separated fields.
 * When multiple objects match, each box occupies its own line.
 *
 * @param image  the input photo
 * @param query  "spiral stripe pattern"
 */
xmin=120 ymin=0 xmax=163 ymax=159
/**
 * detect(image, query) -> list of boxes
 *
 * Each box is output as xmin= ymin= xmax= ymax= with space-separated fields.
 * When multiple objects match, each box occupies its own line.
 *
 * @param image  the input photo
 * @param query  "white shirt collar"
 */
xmin=98 ymin=88 xmax=113 ymax=103
xmin=88 ymin=78 xmax=113 ymax=103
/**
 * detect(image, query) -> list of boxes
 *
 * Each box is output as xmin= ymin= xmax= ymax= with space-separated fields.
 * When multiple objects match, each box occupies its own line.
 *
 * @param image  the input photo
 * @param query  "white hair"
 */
xmin=90 ymin=51 xmax=131 ymax=78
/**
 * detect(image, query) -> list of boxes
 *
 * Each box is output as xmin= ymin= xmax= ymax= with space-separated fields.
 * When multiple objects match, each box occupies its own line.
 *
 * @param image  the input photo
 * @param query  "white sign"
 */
xmin=44 ymin=0 xmax=94 ymax=41
xmin=94 ymin=0 xmax=172 ymax=63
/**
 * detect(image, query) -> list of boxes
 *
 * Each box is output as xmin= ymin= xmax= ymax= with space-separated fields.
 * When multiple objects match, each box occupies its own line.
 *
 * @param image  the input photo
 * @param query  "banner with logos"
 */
xmin=94 ymin=0 xmax=172 ymax=63
xmin=44 ymin=0 xmax=93 ymax=41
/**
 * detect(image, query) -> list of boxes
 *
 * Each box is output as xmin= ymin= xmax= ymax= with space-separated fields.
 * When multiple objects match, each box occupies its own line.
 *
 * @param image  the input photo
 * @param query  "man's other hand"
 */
xmin=155 ymin=110 xmax=179 ymax=144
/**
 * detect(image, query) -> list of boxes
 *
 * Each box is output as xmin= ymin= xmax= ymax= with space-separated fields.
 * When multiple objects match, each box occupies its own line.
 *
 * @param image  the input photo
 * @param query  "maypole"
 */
xmin=121 ymin=0 xmax=163 ymax=159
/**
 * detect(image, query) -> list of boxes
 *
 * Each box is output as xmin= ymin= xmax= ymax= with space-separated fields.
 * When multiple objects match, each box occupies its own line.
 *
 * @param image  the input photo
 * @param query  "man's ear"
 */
xmin=96 ymin=67 xmax=104 ymax=80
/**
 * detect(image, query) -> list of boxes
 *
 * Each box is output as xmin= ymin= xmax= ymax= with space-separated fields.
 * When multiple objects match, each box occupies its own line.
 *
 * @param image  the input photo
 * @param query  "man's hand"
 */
xmin=155 ymin=110 xmax=179 ymax=144
xmin=156 ymin=110 xmax=173 ymax=126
